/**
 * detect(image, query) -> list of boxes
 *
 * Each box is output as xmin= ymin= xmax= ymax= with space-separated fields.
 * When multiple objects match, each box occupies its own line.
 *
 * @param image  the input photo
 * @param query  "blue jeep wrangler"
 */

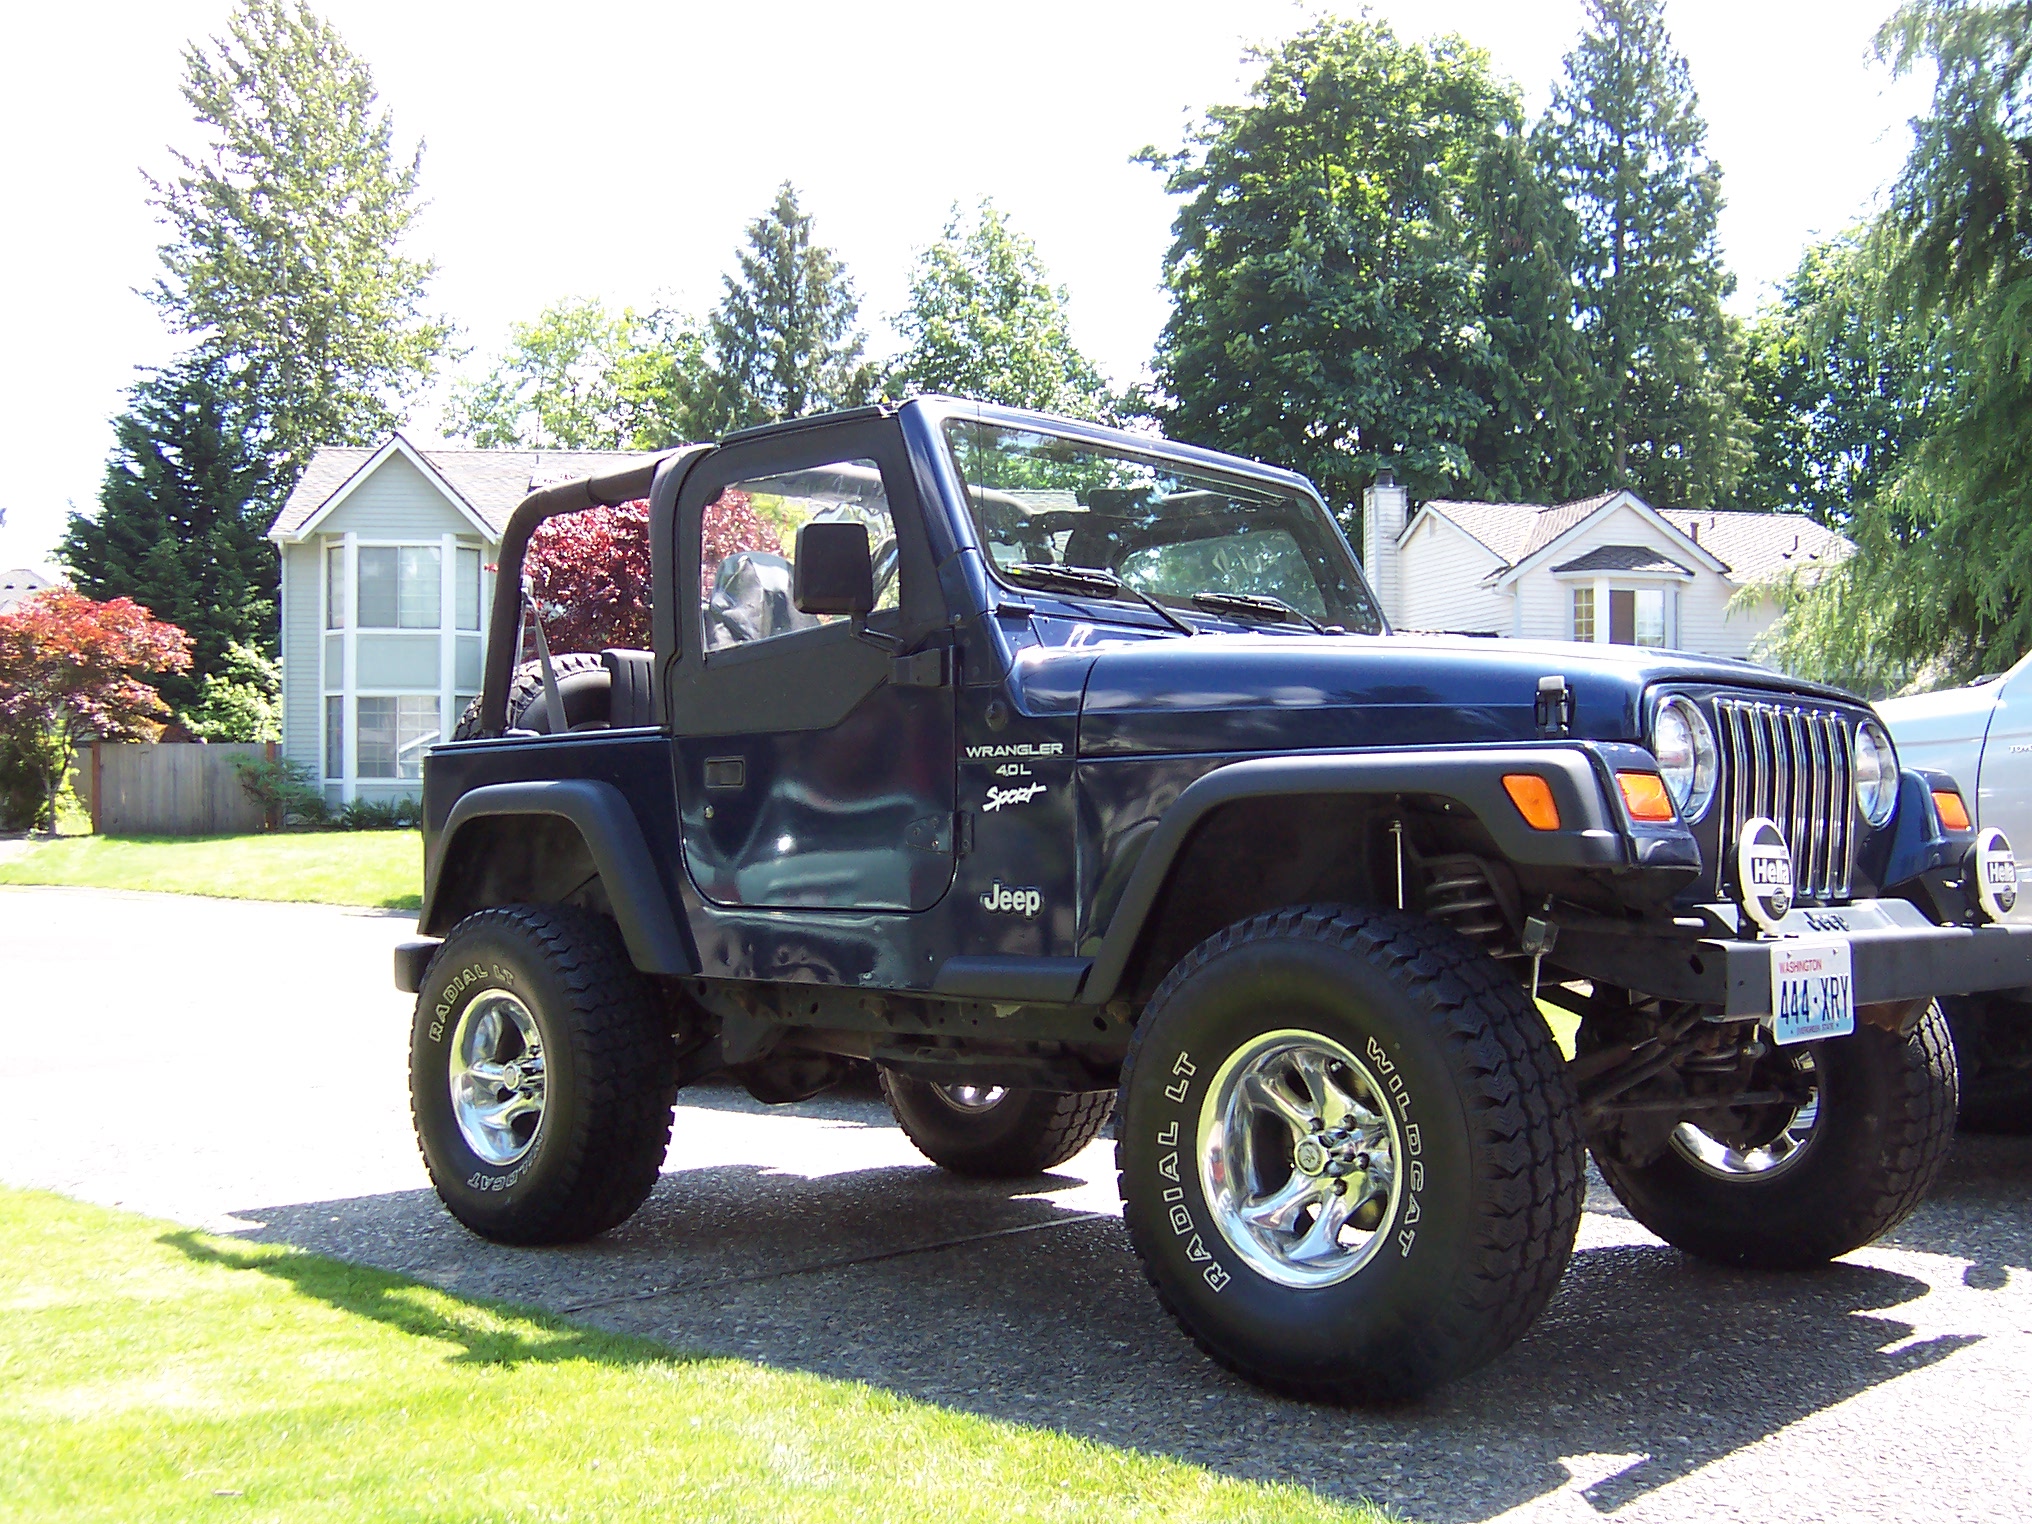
xmin=397 ymin=398 xmax=2032 ymax=1399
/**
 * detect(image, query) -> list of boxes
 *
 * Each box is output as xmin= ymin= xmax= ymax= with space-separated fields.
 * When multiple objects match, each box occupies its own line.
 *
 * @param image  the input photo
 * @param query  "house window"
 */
xmin=326 ymin=545 xmax=345 ymax=629
xmin=355 ymin=695 xmax=441 ymax=779
xmin=457 ymin=547 xmax=482 ymax=631
xmin=325 ymin=696 xmax=344 ymax=779
xmin=1608 ymin=588 xmax=1667 ymax=647
xmin=1634 ymin=588 xmax=1666 ymax=647
xmin=357 ymin=546 xmax=442 ymax=629
xmin=1572 ymin=587 xmax=1595 ymax=642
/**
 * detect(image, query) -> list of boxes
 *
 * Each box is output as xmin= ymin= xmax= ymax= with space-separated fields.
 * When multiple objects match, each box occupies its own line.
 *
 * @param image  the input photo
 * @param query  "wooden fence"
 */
xmin=80 ymin=741 xmax=279 ymax=836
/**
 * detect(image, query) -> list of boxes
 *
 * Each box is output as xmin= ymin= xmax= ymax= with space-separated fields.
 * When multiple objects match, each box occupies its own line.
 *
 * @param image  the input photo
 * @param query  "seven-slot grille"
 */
xmin=1712 ymin=696 xmax=1857 ymax=902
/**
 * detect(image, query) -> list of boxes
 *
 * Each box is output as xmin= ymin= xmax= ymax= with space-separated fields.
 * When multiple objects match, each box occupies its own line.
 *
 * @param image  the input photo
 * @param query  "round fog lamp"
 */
xmin=1970 ymin=828 xmax=2019 ymax=922
xmin=1651 ymin=696 xmax=1717 ymax=821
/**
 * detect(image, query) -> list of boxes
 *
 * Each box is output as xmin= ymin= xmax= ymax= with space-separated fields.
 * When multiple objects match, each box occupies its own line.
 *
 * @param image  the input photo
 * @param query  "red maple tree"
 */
xmin=0 ymin=589 xmax=192 ymax=829
xmin=523 ymin=491 xmax=778 ymax=653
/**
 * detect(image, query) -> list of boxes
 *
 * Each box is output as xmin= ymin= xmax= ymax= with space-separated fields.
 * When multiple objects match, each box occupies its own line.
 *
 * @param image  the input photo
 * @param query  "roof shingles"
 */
xmin=1414 ymin=490 xmax=1850 ymax=586
xmin=270 ymin=437 xmax=658 ymax=540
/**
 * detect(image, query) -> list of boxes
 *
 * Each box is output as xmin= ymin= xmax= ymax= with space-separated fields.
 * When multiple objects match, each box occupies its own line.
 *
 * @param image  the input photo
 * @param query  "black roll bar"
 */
xmin=477 ymin=457 xmax=667 ymax=737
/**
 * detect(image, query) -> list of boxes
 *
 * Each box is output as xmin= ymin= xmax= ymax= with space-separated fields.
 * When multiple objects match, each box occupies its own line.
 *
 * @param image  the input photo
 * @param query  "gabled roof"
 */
xmin=1405 ymin=488 xmax=1852 ymax=591
xmin=269 ymin=435 xmax=659 ymax=542
xmin=1658 ymin=510 xmax=1851 ymax=585
xmin=1550 ymin=544 xmax=1694 ymax=577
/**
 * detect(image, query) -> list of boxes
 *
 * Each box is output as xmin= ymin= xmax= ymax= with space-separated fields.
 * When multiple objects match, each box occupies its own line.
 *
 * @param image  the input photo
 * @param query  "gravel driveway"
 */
xmin=4 ymin=883 xmax=2028 ymax=1522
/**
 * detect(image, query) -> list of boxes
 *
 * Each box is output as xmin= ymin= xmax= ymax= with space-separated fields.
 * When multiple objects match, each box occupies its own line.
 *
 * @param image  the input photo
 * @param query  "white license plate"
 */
xmin=1769 ymin=937 xmax=1856 ymax=1045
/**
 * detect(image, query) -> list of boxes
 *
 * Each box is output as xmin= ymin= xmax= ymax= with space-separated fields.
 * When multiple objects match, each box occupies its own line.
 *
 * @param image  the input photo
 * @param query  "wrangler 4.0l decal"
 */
xmin=965 ymin=742 xmax=1065 ymax=760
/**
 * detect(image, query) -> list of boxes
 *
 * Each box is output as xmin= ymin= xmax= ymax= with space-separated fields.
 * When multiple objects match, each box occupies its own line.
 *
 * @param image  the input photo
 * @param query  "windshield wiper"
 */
xmin=1005 ymin=563 xmax=1196 ymax=636
xmin=1188 ymin=590 xmax=1330 ymax=633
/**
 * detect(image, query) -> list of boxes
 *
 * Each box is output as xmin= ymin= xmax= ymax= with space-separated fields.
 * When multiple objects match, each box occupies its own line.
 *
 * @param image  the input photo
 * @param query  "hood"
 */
xmin=1062 ymin=630 xmax=1857 ymax=758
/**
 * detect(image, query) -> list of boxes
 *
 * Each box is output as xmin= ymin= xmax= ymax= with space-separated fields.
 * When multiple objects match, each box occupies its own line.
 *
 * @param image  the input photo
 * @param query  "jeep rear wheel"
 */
xmin=1116 ymin=905 xmax=1584 ymax=1402
xmin=1590 ymin=1003 xmax=1958 ymax=1268
xmin=878 ymin=1068 xmax=1114 ymax=1177
xmin=1943 ymin=995 xmax=2032 ymax=1134
xmin=410 ymin=904 xmax=677 ymax=1245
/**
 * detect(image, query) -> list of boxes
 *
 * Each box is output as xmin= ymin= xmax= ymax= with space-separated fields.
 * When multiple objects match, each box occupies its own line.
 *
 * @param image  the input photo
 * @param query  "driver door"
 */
xmin=668 ymin=416 xmax=957 ymax=912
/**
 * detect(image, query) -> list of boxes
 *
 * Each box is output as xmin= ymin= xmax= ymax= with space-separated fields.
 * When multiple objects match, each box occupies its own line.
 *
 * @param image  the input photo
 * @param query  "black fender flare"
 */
xmin=421 ymin=779 xmax=696 ymax=975
xmin=1077 ymin=746 xmax=1662 ymax=1005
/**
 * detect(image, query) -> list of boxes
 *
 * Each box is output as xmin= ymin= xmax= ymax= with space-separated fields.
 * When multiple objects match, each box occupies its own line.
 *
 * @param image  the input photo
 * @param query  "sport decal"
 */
xmin=983 ymin=783 xmax=1047 ymax=813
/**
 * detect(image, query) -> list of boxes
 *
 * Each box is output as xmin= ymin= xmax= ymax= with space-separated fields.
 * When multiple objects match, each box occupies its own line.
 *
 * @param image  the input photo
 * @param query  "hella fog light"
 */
xmin=1651 ymin=696 xmax=1717 ymax=821
xmin=1854 ymin=721 xmax=1897 ymax=827
xmin=1970 ymin=828 xmax=2019 ymax=921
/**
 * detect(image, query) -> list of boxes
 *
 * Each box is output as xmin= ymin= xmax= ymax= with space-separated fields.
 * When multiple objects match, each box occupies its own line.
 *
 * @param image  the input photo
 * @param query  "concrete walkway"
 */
xmin=3 ymin=883 xmax=2029 ymax=1523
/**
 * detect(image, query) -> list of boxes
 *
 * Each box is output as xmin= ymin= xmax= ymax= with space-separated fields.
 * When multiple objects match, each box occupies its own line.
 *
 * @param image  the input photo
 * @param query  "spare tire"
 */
xmin=452 ymin=654 xmax=612 ymax=740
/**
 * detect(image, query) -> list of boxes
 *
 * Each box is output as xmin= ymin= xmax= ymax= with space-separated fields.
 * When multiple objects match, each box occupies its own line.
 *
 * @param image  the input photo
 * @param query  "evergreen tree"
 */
xmin=1741 ymin=3 xmax=2031 ymax=691
xmin=1534 ymin=0 xmax=1749 ymax=507
xmin=703 ymin=183 xmax=876 ymax=432
xmin=1470 ymin=130 xmax=1596 ymax=502
xmin=1148 ymin=19 xmax=1532 ymax=520
xmin=1738 ymin=232 xmax=1931 ymax=525
xmin=446 ymin=298 xmax=711 ymax=450
xmin=889 ymin=200 xmax=1117 ymax=420
xmin=60 ymin=353 xmax=276 ymax=716
xmin=150 ymin=0 xmax=451 ymax=479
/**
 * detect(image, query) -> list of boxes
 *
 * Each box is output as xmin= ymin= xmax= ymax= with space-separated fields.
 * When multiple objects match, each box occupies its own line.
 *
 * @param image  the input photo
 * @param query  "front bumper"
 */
xmin=1557 ymin=898 xmax=2032 ymax=1015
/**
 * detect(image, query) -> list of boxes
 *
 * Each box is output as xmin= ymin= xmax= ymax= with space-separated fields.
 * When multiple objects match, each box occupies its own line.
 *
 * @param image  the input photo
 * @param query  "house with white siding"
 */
xmin=1358 ymin=475 xmax=1850 ymax=661
xmin=268 ymin=435 xmax=649 ymax=805
xmin=0 ymin=567 xmax=53 ymax=614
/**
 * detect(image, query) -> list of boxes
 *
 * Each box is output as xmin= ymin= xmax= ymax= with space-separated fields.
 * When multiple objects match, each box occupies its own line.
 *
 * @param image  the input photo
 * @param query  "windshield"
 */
xmin=943 ymin=419 xmax=1383 ymax=633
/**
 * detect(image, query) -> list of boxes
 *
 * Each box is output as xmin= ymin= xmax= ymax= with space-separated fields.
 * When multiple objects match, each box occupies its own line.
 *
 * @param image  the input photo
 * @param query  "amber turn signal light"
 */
xmin=1933 ymin=789 xmax=1972 ymax=831
xmin=1616 ymin=771 xmax=1677 ymax=822
xmin=1502 ymin=774 xmax=1561 ymax=831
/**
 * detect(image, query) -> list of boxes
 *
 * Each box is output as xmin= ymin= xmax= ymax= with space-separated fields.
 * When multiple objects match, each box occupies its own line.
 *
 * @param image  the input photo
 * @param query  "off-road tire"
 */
xmin=450 ymin=653 xmax=611 ymax=740
xmin=1591 ymin=1003 xmax=1958 ymax=1268
xmin=879 ymin=1068 xmax=1114 ymax=1177
xmin=411 ymin=904 xmax=677 ymax=1245
xmin=1944 ymin=995 xmax=2032 ymax=1134
xmin=1116 ymin=905 xmax=1584 ymax=1402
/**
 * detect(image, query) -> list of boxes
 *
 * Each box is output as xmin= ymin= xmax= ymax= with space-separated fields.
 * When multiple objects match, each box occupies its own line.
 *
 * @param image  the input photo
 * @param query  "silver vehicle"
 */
xmin=1881 ymin=652 xmax=2032 ymax=1128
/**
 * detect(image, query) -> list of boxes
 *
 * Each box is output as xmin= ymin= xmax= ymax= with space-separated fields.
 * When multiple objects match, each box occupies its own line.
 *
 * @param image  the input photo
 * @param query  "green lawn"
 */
xmin=0 ymin=831 xmax=420 ymax=911
xmin=0 ymin=1188 xmax=1394 ymax=1524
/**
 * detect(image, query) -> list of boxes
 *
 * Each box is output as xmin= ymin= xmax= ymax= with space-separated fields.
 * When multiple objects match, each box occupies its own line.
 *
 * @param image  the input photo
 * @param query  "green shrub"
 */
xmin=337 ymin=795 xmax=423 ymax=830
xmin=231 ymin=754 xmax=328 ymax=827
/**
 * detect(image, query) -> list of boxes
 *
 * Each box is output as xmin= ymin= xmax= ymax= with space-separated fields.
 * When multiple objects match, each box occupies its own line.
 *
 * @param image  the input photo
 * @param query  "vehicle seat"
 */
xmin=602 ymin=648 xmax=655 ymax=727
xmin=703 ymin=551 xmax=820 ymax=649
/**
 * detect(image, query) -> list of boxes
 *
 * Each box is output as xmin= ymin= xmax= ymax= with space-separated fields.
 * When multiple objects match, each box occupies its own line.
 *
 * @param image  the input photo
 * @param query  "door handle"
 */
xmin=704 ymin=757 xmax=745 ymax=790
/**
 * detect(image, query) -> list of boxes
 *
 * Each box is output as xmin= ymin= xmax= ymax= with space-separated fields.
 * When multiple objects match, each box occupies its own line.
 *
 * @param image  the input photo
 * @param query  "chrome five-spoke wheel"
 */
xmin=1670 ymin=1048 xmax=1820 ymax=1179
xmin=448 ymin=990 xmax=547 ymax=1165
xmin=1198 ymin=1029 xmax=1405 ymax=1288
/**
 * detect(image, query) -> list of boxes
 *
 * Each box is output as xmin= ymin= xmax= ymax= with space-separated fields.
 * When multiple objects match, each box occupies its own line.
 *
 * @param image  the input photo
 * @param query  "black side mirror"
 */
xmin=793 ymin=521 xmax=875 ymax=616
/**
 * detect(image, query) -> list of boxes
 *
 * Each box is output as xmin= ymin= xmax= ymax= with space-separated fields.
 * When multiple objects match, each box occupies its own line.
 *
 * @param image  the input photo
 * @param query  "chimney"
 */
xmin=1361 ymin=470 xmax=1410 ymax=625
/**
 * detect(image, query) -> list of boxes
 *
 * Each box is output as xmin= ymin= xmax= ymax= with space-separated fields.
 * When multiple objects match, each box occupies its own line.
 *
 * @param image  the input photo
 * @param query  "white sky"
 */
xmin=0 ymin=0 xmax=1929 ymax=575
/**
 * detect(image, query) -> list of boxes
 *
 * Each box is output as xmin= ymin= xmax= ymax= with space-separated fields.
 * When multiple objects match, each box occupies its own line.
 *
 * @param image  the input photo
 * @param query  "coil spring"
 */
xmin=1420 ymin=855 xmax=1508 ymax=956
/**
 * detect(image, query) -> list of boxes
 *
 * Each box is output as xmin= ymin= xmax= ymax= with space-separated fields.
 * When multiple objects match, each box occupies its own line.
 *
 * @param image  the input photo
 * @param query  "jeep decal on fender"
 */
xmin=978 ymin=880 xmax=1043 ymax=916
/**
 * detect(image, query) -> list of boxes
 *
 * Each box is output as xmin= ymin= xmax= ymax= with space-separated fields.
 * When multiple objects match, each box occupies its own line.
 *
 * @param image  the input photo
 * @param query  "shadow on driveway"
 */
xmin=215 ymin=1099 xmax=2028 ymax=1522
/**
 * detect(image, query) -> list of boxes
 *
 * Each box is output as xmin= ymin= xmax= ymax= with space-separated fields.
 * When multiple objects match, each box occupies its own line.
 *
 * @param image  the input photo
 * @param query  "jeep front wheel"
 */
xmin=879 ymin=1068 xmax=1114 ymax=1177
xmin=410 ymin=904 xmax=678 ymax=1244
xmin=1116 ymin=905 xmax=1584 ymax=1402
xmin=1590 ymin=1003 xmax=1958 ymax=1268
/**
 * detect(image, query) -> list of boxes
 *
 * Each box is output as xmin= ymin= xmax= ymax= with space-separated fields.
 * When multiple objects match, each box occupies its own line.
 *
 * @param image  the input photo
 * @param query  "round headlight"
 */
xmin=1651 ymin=695 xmax=1718 ymax=821
xmin=1855 ymin=721 xmax=1897 ymax=827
